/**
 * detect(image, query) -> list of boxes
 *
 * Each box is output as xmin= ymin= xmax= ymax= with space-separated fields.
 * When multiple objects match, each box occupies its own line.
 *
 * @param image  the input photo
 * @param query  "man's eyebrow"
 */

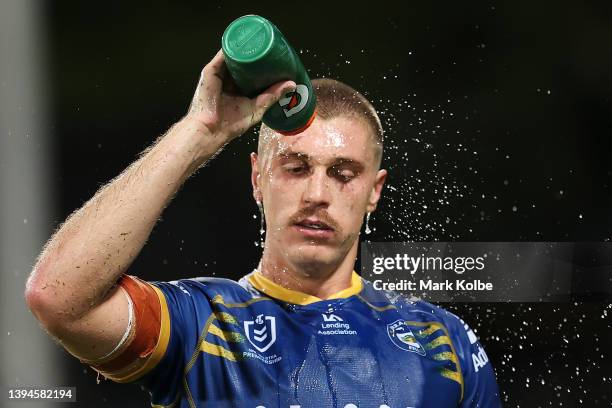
xmin=331 ymin=157 xmax=365 ymax=170
xmin=276 ymin=151 xmax=366 ymax=169
xmin=277 ymin=150 xmax=311 ymax=161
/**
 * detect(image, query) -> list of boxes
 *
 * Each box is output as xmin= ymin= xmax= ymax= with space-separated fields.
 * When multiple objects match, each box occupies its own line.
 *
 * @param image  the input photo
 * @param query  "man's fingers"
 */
xmin=205 ymin=49 xmax=227 ymax=76
xmin=190 ymin=52 xmax=298 ymax=136
xmin=253 ymin=80 xmax=297 ymax=118
xmin=192 ymin=50 xmax=228 ymax=124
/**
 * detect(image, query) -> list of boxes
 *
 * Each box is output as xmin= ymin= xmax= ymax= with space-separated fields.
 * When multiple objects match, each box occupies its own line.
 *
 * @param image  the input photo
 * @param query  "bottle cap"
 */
xmin=222 ymin=15 xmax=275 ymax=63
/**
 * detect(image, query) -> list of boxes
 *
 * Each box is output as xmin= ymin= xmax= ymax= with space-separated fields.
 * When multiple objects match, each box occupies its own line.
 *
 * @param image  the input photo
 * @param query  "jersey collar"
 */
xmin=248 ymin=270 xmax=363 ymax=305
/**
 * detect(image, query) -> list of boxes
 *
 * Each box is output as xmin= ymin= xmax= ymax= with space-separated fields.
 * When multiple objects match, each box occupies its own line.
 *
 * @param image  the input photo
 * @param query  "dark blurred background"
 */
xmin=2 ymin=0 xmax=612 ymax=406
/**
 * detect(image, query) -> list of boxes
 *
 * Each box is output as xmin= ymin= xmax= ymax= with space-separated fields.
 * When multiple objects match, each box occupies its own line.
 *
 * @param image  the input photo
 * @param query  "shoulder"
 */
xmin=359 ymin=278 xmax=500 ymax=405
xmin=409 ymin=299 xmax=477 ymax=343
xmin=151 ymin=275 xmax=259 ymax=304
xmin=360 ymin=278 xmax=476 ymax=343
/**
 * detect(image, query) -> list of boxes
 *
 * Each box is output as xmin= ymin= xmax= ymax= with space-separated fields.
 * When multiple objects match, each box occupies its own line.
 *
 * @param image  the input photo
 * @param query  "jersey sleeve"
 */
xmin=444 ymin=313 xmax=503 ymax=407
xmin=87 ymin=275 xmax=211 ymax=406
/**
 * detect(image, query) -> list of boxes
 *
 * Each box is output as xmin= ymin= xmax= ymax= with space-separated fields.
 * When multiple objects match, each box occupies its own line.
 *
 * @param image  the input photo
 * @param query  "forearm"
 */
xmin=26 ymin=117 xmax=225 ymax=322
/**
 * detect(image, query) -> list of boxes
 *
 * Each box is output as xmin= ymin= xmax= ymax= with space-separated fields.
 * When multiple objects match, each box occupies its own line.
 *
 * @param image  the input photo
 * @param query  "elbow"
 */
xmin=25 ymin=281 xmax=66 ymax=335
xmin=24 ymin=271 xmax=51 ymax=323
xmin=25 ymin=279 xmax=49 ymax=320
xmin=25 ymin=255 xmax=49 ymax=310
xmin=25 ymin=260 xmax=65 ymax=333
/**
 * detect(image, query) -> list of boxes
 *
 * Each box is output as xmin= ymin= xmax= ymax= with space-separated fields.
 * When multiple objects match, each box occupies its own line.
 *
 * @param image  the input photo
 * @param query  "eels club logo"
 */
xmin=387 ymin=319 xmax=426 ymax=356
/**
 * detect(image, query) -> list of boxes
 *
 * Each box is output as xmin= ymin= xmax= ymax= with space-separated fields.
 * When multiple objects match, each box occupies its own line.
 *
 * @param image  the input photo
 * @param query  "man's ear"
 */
xmin=366 ymin=169 xmax=387 ymax=213
xmin=250 ymin=152 xmax=263 ymax=203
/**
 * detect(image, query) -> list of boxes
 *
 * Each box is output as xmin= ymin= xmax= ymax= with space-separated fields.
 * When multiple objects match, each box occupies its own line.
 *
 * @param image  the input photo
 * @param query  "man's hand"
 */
xmin=186 ymin=49 xmax=296 ymax=142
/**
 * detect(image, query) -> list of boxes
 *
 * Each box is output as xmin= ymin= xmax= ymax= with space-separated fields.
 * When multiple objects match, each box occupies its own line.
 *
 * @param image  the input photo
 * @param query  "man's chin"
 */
xmin=287 ymin=244 xmax=339 ymax=271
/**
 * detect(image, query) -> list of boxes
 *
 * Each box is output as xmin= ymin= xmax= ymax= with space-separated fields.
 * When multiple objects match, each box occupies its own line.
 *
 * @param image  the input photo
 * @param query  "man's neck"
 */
xmin=257 ymin=243 xmax=358 ymax=300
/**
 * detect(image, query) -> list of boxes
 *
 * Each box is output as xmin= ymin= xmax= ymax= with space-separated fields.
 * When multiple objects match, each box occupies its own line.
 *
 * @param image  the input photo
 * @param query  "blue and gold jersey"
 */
xmin=114 ymin=271 xmax=501 ymax=407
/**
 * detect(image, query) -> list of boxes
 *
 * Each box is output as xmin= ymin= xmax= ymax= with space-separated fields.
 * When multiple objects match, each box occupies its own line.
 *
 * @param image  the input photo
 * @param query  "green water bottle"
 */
xmin=221 ymin=15 xmax=317 ymax=135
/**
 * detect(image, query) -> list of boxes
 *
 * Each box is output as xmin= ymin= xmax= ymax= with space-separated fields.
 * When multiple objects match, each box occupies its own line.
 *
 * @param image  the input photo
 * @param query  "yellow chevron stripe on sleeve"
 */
xmin=425 ymin=335 xmax=452 ymax=350
xmin=208 ymin=324 xmax=245 ymax=343
xmin=439 ymin=367 xmax=463 ymax=385
xmin=405 ymin=321 xmax=464 ymax=401
xmin=200 ymin=341 xmax=241 ymax=362
xmin=212 ymin=294 xmax=225 ymax=304
xmin=431 ymin=351 xmax=458 ymax=365
xmin=415 ymin=324 xmax=442 ymax=338
xmin=215 ymin=311 xmax=239 ymax=325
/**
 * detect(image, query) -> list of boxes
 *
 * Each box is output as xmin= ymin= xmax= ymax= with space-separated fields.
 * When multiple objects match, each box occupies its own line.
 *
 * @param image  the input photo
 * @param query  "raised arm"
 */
xmin=25 ymin=49 xmax=295 ymax=364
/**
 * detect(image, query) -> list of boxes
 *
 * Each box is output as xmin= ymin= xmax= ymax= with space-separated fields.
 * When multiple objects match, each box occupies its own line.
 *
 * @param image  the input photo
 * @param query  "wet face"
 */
xmin=251 ymin=116 xmax=387 ymax=276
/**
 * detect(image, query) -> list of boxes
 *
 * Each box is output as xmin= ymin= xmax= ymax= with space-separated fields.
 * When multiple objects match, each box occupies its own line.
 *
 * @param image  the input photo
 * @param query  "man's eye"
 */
xmin=284 ymin=165 xmax=307 ymax=175
xmin=332 ymin=168 xmax=356 ymax=182
xmin=339 ymin=171 xmax=355 ymax=181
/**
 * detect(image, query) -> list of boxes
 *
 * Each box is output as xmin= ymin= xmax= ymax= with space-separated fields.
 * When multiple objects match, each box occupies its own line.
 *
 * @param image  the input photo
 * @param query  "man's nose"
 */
xmin=302 ymin=168 xmax=331 ymax=207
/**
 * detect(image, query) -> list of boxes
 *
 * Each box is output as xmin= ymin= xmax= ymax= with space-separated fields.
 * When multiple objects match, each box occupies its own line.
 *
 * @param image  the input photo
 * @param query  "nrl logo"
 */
xmin=387 ymin=319 xmax=426 ymax=356
xmin=244 ymin=314 xmax=277 ymax=353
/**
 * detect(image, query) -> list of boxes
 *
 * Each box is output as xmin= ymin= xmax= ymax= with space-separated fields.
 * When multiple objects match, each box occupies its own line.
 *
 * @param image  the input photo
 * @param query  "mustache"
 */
xmin=288 ymin=208 xmax=340 ymax=231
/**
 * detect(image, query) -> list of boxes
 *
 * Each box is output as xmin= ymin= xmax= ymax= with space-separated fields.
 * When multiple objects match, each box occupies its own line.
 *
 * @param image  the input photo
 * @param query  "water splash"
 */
xmin=257 ymin=201 xmax=266 ymax=249
xmin=364 ymin=212 xmax=372 ymax=235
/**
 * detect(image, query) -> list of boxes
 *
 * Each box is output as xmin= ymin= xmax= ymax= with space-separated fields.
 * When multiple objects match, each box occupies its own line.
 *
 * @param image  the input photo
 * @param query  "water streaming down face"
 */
xmin=254 ymin=115 xmax=383 ymax=282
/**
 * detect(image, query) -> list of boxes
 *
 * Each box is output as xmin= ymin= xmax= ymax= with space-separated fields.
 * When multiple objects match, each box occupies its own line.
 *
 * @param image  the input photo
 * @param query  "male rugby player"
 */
xmin=26 ymin=50 xmax=501 ymax=407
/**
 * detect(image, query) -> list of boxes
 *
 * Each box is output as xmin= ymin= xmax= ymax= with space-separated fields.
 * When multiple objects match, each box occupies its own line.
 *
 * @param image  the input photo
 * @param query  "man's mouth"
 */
xmin=294 ymin=219 xmax=334 ymax=231
xmin=292 ymin=218 xmax=335 ymax=239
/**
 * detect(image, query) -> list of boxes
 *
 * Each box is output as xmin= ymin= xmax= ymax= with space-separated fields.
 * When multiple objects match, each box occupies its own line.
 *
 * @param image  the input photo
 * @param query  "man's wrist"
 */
xmin=169 ymin=116 xmax=231 ymax=166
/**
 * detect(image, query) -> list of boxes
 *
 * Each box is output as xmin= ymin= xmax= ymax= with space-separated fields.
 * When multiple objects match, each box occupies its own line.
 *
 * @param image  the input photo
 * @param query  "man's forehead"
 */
xmin=262 ymin=117 xmax=373 ymax=161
